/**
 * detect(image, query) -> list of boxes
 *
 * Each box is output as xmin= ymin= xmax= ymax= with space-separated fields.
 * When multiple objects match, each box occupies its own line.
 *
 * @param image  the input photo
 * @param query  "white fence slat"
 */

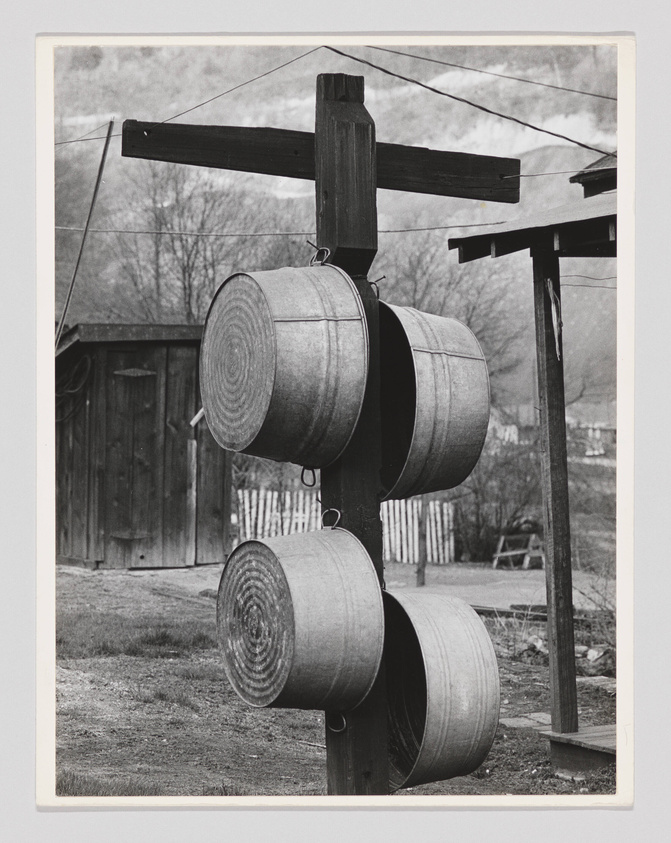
xmin=404 ymin=500 xmax=410 ymax=564
xmin=234 ymin=489 xmax=455 ymax=565
xmin=436 ymin=501 xmax=445 ymax=564
xmin=447 ymin=502 xmax=455 ymax=563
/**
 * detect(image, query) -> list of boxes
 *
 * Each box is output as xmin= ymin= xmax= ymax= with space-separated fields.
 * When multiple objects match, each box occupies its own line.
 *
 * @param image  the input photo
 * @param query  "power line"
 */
xmin=55 ymin=47 xmax=321 ymax=148
xmin=56 ymin=132 xmax=122 ymax=147
xmin=55 ymin=121 xmax=115 ymax=349
xmin=561 ymin=282 xmax=617 ymax=289
xmin=156 ymin=47 xmax=322 ymax=126
xmin=563 ymin=275 xmax=617 ymax=281
xmin=55 ymin=220 xmax=510 ymax=238
xmin=324 ymin=46 xmax=615 ymax=158
xmin=509 ymin=168 xmax=615 ymax=179
xmin=367 ymin=45 xmax=617 ymax=101
xmin=55 ymin=120 xmax=115 ymax=147
xmin=57 ymin=226 xmax=313 ymax=238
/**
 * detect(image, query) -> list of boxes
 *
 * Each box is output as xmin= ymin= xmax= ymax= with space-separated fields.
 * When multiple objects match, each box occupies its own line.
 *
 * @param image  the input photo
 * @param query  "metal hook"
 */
xmin=300 ymin=466 xmax=316 ymax=488
xmin=545 ymin=277 xmax=563 ymax=361
xmin=321 ymin=508 xmax=341 ymax=529
xmin=309 ymin=246 xmax=331 ymax=267
xmin=369 ymin=280 xmax=380 ymax=299
xmin=326 ymin=712 xmax=347 ymax=733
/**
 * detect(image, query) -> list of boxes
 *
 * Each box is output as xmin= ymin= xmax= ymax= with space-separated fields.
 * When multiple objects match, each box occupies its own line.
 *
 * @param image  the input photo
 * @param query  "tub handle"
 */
xmin=369 ymin=275 xmax=385 ymax=298
xmin=321 ymin=508 xmax=342 ymax=529
xmin=300 ymin=466 xmax=317 ymax=488
xmin=309 ymin=246 xmax=331 ymax=266
xmin=326 ymin=712 xmax=347 ymax=733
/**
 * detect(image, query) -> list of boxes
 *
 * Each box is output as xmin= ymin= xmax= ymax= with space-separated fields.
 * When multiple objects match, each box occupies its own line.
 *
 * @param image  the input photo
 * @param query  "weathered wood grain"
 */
xmin=315 ymin=74 xmax=378 ymax=276
xmin=122 ymin=119 xmax=520 ymax=203
xmin=317 ymin=73 xmax=389 ymax=795
xmin=88 ymin=348 xmax=107 ymax=563
xmin=532 ymin=248 xmax=579 ymax=734
xmin=104 ymin=346 xmax=167 ymax=568
xmin=163 ymin=344 xmax=198 ymax=567
xmin=196 ymin=417 xmax=231 ymax=565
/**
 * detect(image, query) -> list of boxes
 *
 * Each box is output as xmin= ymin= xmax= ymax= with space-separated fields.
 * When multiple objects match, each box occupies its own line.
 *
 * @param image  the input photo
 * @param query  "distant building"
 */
xmin=569 ymin=153 xmax=617 ymax=198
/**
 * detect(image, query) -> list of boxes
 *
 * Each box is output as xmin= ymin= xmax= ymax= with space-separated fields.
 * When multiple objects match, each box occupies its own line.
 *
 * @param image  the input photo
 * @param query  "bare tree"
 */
xmin=110 ymin=162 xmax=262 ymax=323
xmin=374 ymin=232 xmax=529 ymax=406
xmin=55 ymin=145 xmax=118 ymax=325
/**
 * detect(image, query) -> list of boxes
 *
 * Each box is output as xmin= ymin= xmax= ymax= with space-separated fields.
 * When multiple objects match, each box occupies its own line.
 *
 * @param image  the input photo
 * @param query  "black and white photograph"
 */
xmin=37 ymin=34 xmax=633 ymax=807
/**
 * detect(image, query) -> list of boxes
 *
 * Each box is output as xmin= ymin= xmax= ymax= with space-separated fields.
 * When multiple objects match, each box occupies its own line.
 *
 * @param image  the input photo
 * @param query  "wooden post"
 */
xmin=532 ymin=247 xmax=579 ymax=734
xmin=316 ymin=73 xmax=389 ymax=795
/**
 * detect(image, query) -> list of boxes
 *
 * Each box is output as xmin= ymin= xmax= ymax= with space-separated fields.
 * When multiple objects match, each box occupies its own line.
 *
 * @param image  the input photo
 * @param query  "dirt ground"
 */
xmin=55 ymin=561 xmax=616 ymax=799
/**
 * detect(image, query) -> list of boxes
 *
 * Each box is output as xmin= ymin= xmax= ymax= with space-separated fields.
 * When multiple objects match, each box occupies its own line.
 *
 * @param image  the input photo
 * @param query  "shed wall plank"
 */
xmin=104 ymin=345 xmax=167 ymax=568
xmin=87 ymin=348 xmax=107 ymax=562
xmin=195 ymin=418 xmax=231 ymax=565
xmin=163 ymin=344 xmax=198 ymax=567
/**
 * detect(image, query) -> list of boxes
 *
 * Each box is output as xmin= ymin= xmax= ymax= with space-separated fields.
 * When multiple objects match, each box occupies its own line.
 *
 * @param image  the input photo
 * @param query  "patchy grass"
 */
xmin=131 ymin=683 xmax=201 ymax=711
xmin=202 ymin=780 xmax=327 ymax=797
xmin=169 ymin=662 xmax=227 ymax=682
xmin=57 ymin=611 xmax=217 ymax=660
xmin=55 ymin=566 xmax=618 ymax=798
xmin=56 ymin=770 xmax=163 ymax=797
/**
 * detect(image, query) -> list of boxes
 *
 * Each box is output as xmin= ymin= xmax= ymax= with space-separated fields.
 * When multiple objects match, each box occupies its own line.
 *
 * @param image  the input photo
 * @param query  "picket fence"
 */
xmin=234 ymin=488 xmax=455 ymax=565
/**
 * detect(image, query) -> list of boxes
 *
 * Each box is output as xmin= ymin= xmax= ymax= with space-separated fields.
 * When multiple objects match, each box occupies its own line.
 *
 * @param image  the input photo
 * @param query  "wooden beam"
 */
xmin=122 ymin=119 xmax=520 ymax=203
xmin=552 ymin=217 xmax=615 ymax=253
xmin=491 ymin=230 xmax=552 ymax=259
xmin=316 ymin=73 xmax=389 ymax=795
xmin=122 ymin=121 xmax=315 ymax=180
xmin=453 ymin=237 xmax=491 ymax=263
xmin=376 ymin=142 xmax=519 ymax=202
xmin=315 ymin=74 xmax=377 ymax=276
xmin=553 ymin=243 xmax=617 ymax=259
xmin=532 ymin=248 xmax=579 ymax=735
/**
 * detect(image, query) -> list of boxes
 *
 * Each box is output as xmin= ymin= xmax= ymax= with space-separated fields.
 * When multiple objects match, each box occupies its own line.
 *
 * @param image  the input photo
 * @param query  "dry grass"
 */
xmin=56 ymin=770 xmax=164 ymax=797
xmin=55 ymin=565 xmax=617 ymax=798
xmin=131 ymin=683 xmax=201 ymax=711
xmin=57 ymin=610 xmax=217 ymax=660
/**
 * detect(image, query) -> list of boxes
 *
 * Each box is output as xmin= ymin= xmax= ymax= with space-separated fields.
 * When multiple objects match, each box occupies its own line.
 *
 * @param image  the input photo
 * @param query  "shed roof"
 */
xmin=447 ymin=191 xmax=616 ymax=262
xmin=568 ymin=154 xmax=617 ymax=197
xmin=56 ymin=323 xmax=203 ymax=356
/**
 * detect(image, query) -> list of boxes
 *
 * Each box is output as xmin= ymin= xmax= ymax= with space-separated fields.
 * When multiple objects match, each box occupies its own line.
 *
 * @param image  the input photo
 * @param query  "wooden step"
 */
xmin=540 ymin=724 xmax=616 ymax=776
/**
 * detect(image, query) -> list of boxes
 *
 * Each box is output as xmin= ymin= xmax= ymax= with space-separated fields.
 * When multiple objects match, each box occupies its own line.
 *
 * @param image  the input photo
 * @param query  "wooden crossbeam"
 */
xmin=122 ymin=120 xmax=520 ymax=203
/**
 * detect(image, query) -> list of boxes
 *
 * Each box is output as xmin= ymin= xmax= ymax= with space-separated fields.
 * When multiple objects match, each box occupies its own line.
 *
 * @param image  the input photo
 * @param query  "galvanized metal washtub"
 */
xmin=379 ymin=302 xmax=490 ymax=500
xmin=216 ymin=527 xmax=384 ymax=711
xmin=383 ymin=590 xmax=500 ymax=791
xmin=200 ymin=264 xmax=369 ymax=468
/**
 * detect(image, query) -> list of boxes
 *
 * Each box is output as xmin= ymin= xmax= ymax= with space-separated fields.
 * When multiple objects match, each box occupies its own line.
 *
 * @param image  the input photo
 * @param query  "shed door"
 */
xmin=104 ymin=346 xmax=167 ymax=568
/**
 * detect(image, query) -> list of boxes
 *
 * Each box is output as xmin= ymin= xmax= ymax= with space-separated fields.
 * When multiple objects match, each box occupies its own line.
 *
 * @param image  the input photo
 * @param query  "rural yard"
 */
xmin=50 ymin=42 xmax=622 ymax=803
xmin=55 ymin=561 xmax=616 ymax=798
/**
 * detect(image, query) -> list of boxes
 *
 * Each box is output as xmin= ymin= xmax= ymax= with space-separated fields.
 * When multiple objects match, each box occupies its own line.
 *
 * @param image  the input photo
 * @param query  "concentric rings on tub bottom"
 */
xmin=200 ymin=264 xmax=369 ymax=468
xmin=217 ymin=541 xmax=293 ymax=708
xmin=216 ymin=529 xmax=384 ymax=711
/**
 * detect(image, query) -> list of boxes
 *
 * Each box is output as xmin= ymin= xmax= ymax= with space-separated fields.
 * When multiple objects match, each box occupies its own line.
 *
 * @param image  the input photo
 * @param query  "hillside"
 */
xmin=53 ymin=42 xmax=618 ymax=405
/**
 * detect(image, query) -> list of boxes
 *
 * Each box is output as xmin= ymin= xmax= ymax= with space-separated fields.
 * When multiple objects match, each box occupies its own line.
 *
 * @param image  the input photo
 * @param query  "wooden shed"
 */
xmin=56 ymin=324 xmax=232 ymax=569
